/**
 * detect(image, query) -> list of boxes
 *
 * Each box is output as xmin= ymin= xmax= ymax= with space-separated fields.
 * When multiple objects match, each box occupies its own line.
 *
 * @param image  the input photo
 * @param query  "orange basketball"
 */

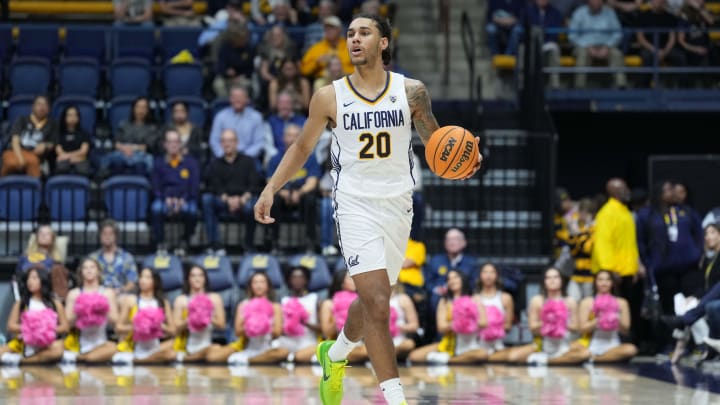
xmin=425 ymin=126 xmax=479 ymax=179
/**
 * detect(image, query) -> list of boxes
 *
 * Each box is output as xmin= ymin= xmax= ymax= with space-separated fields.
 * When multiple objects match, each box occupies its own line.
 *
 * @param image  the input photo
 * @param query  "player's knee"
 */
xmin=361 ymin=293 xmax=391 ymax=321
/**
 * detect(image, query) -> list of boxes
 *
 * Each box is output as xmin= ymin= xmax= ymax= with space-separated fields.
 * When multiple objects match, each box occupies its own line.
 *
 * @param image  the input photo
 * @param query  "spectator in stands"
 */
xmin=16 ymin=224 xmax=70 ymax=299
xmin=566 ymin=198 xmax=597 ymax=303
xmin=198 ymin=0 xmax=255 ymax=49
xmin=209 ymin=85 xmax=265 ymax=160
xmin=202 ymin=129 xmax=261 ymax=255
xmin=486 ymin=0 xmax=525 ymax=56
xmin=213 ymin=23 xmax=256 ymax=98
xmin=313 ymin=55 xmax=346 ymax=92
xmin=265 ymin=91 xmax=307 ymax=159
xmin=424 ymin=228 xmax=477 ymax=331
xmin=151 ymin=130 xmax=200 ymax=256
xmin=269 ymin=59 xmax=311 ymax=113
xmin=16 ymin=224 xmax=63 ymax=274
xmin=160 ymin=101 xmax=203 ymax=161
xmin=54 ymin=105 xmax=90 ymax=177
xmin=303 ymin=1 xmax=337 ymax=53
xmin=99 ymin=96 xmax=155 ymax=177
xmin=568 ymin=0 xmax=626 ymax=89
xmin=704 ymin=207 xmax=720 ymax=229
xmin=527 ymin=0 xmax=565 ymax=89
xmin=268 ymin=0 xmax=300 ymax=26
xmin=637 ymin=0 xmax=686 ymax=83
xmin=89 ymin=219 xmax=138 ymax=295
xmin=678 ymin=0 xmax=718 ymax=69
xmin=266 ymin=124 xmax=320 ymax=253
xmin=410 ymin=151 xmax=425 ymax=241
xmin=361 ymin=0 xmax=382 ymax=16
xmin=158 ymin=0 xmax=201 ymax=27
xmin=607 ymin=0 xmax=642 ymax=26
xmin=399 ymin=235 xmax=427 ymax=308
xmin=258 ymin=26 xmax=298 ymax=102
xmin=592 ymin=178 xmax=644 ymax=343
xmin=1 ymin=95 xmax=57 ymax=178
xmin=113 ymin=0 xmax=153 ymax=26
xmin=551 ymin=0 xmax=583 ymax=18
xmin=636 ymin=180 xmax=703 ymax=316
xmin=300 ymin=16 xmax=354 ymax=79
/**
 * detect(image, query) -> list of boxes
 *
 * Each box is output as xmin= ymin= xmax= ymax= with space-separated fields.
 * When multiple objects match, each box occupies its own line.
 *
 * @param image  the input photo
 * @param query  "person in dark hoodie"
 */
xmin=636 ymin=180 xmax=703 ymax=317
xmin=150 ymin=129 xmax=200 ymax=256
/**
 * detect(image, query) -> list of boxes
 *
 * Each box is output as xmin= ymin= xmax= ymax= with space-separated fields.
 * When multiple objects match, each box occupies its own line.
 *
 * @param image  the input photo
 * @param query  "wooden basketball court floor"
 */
xmin=1 ymin=361 xmax=720 ymax=404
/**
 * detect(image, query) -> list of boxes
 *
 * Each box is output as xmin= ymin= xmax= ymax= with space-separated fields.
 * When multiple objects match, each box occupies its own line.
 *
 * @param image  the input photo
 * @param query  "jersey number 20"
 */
xmin=358 ymin=131 xmax=391 ymax=159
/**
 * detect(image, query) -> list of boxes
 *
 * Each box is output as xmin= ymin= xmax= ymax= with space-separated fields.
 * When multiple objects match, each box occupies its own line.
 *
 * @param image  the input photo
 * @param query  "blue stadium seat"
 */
xmin=236 ymin=254 xmax=285 ymax=289
xmin=112 ymin=27 xmax=156 ymax=62
xmin=58 ymin=58 xmax=100 ymax=97
xmin=143 ymin=253 xmax=184 ymax=292
xmin=45 ymin=175 xmax=90 ymax=222
xmin=0 ymin=24 xmax=12 ymax=63
xmin=334 ymin=257 xmax=347 ymax=273
xmin=107 ymin=96 xmax=138 ymax=135
xmin=160 ymin=27 xmax=202 ymax=63
xmin=16 ymin=25 xmax=59 ymax=61
xmin=194 ymin=254 xmax=236 ymax=292
xmin=0 ymin=176 xmax=41 ymax=221
xmin=163 ymin=63 xmax=203 ymax=98
xmin=9 ymin=57 xmax=51 ymax=97
xmin=101 ymin=175 xmax=150 ymax=222
xmin=52 ymin=96 xmax=97 ymax=135
xmin=210 ymin=99 xmax=230 ymax=118
xmin=288 ymin=254 xmax=332 ymax=292
xmin=109 ymin=58 xmax=152 ymax=98
xmin=64 ymin=25 xmax=108 ymax=63
xmin=6 ymin=95 xmax=35 ymax=127
xmin=166 ymin=96 xmax=206 ymax=128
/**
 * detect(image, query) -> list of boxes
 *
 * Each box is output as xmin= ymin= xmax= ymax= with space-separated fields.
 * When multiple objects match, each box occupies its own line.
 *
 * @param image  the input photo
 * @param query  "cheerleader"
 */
xmin=207 ymin=271 xmax=289 ymax=364
xmin=275 ymin=265 xmax=321 ymax=363
xmin=113 ymin=267 xmax=176 ymax=364
xmin=408 ymin=270 xmax=488 ymax=364
xmin=578 ymin=270 xmax=637 ymax=362
xmin=474 ymin=263 xmax=514 ymax=362
xmin=319 ymin=270 xmax=368 ymax=363
xmin=172 ymin=265 xmax=227 ymax=363
xmin=0 ymin=267 xmax=69 ymax=365
xmin=389 ymin=283 xmax=419 ymax=359
xmin=63 ymin=258 xmax=119 ymax=363
xmin=507 ymin=267 xmax=590 ymax=365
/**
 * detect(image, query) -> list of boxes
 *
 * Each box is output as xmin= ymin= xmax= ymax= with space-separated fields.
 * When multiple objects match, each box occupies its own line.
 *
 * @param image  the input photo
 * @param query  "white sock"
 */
xmin=380 ymin=378 xmax=406 ymax=405
xmin=328 ymin=329 xmax=361 ymax=362
xmin=1 ymin=352 xmax=21 ymax=366
xmin=426 ymin=351 xmax=450 ymax=364
xmin=228 ymin=352 xmax=249 ymax=365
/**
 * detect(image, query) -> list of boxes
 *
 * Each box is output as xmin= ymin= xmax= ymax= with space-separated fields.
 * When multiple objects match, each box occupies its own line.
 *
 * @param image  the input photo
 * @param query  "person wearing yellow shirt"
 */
xmin=591 ymin=178 xmax=645 ymax=346
xmin=399 ymin=238 xmax=426 ymax=299
xmin=300 ymin=16 xmax=354 ymax=79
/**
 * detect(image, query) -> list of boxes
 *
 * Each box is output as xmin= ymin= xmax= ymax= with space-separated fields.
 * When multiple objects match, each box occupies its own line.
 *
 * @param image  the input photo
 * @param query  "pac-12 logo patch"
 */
xmin=347 ymin=255 xmax=360 ymax=268
xmin=390 ymin=95 xmax=397 ymax=103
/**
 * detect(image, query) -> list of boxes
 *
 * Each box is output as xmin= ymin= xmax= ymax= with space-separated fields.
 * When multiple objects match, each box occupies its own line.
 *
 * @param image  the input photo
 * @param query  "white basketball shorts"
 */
xmin=333 ymin=190 xmax=413 ymax=284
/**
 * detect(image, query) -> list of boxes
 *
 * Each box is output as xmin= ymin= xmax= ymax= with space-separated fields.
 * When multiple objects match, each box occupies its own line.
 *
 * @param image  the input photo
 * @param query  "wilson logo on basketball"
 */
xmin=439 ymin=137 xmax=457 ymax=162
xmin=450 ymin=141 xmax=476 ymax=173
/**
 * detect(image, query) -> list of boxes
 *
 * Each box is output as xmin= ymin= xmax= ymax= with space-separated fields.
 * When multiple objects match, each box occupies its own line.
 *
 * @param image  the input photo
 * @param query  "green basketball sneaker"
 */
xmin=317 ymin=340 xmax=347 ymax=405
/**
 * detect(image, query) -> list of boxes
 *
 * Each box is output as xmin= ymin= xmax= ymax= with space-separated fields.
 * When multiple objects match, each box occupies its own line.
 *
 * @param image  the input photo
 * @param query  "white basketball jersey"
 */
xmin=330 ymin=72 xmax=414 ymax=198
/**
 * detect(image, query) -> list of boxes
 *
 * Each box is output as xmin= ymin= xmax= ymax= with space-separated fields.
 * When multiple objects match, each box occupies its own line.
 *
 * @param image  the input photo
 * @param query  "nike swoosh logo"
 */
xmin=406 ymin=208 xmax=412 ymax=213
xmin=323 ymin=372 xmax=331 ymax=381
xmin=343 ymin=101 xmax=355 ymax=107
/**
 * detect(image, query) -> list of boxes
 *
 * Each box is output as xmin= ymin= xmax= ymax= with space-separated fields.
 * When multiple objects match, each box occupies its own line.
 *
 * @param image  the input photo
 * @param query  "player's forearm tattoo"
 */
xmin=407 ymin=82 xmax=439 ymax=145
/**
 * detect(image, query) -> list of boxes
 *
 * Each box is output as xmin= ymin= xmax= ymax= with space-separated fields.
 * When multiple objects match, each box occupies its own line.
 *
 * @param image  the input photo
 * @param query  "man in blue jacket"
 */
xmin=151 ymin=130 xmax=200 ymax=256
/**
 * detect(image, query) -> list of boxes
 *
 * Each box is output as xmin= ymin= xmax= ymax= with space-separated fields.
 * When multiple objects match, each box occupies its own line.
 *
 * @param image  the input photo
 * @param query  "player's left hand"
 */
xmin=254 ymin=187 xmax=276 ymax=224
xmin=461 ymin=137 xmax=483 ymax=180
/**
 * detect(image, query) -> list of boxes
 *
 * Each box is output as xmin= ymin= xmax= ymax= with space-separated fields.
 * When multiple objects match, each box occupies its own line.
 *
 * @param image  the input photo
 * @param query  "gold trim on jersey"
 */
xmin=344 ymin=72 xmax=392 ymax=106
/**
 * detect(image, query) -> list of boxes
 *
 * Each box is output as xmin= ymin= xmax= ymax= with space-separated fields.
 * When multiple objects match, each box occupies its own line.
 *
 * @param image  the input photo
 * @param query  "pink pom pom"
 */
xmin=132 ymin=307 xmax=165 ymax=342
xmin=389 ymin=306 xmax=400 ymax=337
xmin=479 ymin=305 xmax=506 ymax=341
xmin=451 ymin=296 xmax=479 ymax=334
xmin=332 ymin=291 xmax=358 ymax=332
xmin=187 ymin=294 xmax=214 ymax=333
xmin=74 ymin=293 xmax=110 ymax=329
xmin=243 ymin=297 xmax=274 ymax=337
xmin=593 ymin=294 xmax=620 ymax=331
xmin=21 ymin=309 xmax=57 ymax=347
xmin=540 ymin=299 xmax=568 ymax=338
xmin=282 ymin=298 xmax=309 ymax=337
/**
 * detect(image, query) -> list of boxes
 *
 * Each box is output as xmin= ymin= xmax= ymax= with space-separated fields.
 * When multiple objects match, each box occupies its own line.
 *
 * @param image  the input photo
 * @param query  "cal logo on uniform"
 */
xmin=180 ymin=169 xmax=190 ymax=179
xmin=439 ymin=265 xmax=448 ymax=276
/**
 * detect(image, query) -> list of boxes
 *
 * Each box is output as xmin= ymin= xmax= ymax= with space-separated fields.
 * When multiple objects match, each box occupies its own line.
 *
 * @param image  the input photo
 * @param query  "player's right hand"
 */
xmin=254 ymin=188 xmax=276 ymax=224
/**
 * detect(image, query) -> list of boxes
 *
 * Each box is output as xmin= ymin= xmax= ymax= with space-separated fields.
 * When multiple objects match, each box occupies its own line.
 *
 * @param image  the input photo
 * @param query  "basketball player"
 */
xmin=255 ymin=14 xmax=482 ymax=405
